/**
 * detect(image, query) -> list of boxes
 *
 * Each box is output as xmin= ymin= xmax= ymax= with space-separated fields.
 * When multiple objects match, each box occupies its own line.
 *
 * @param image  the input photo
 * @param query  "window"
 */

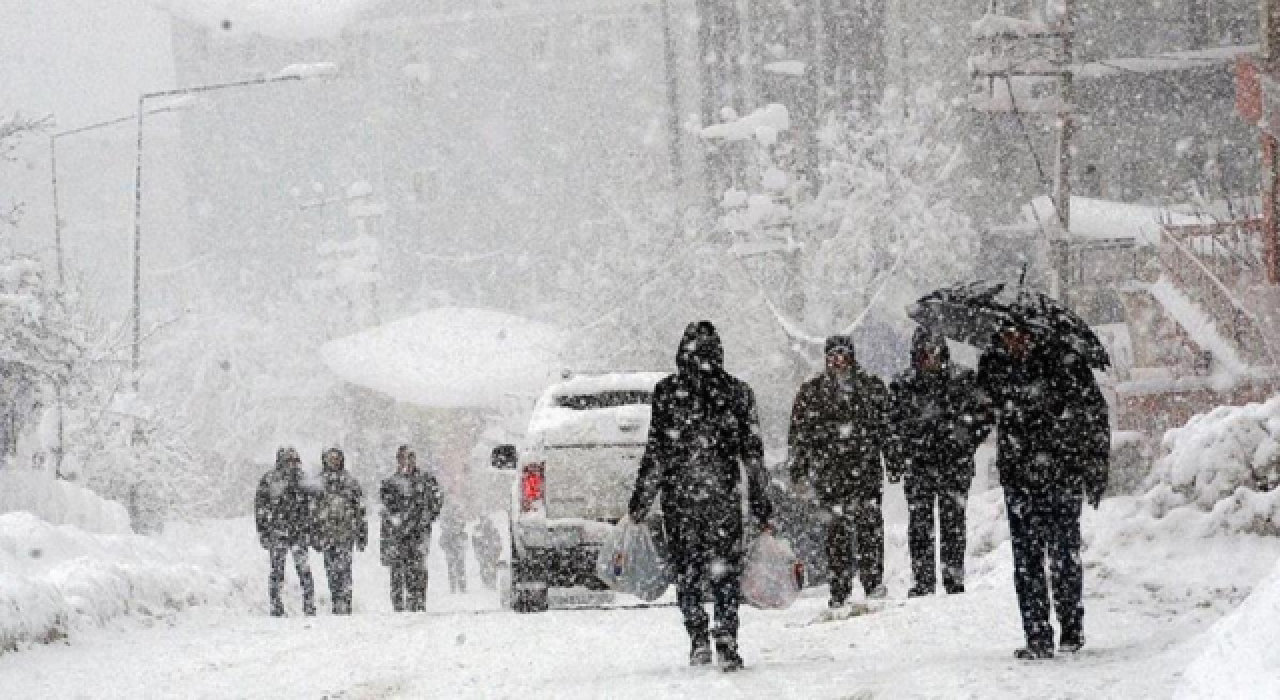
xmin=553 ymin=391 xmax=652 ymax=410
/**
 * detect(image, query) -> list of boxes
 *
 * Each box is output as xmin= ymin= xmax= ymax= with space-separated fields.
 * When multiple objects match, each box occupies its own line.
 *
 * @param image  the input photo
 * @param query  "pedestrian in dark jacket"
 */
xmin=788 ymin=335 xmax=891 ymax=607
xmin=380 ymin=445 xmax=443 ymax=612
xmin=254 ymin=446 xmax=316 ymax=616
xmin=978 ymin=326 xmax=1110 ymax=659
xmin=888 ymin=328 xmax=992 ymax=597
xmin=314 ymin=447 xmax=368 ymax=615
xmin=630 ymin=321 xmax=773 ymax=672
xmin=438 ymin=510 xmax=469 ymax=593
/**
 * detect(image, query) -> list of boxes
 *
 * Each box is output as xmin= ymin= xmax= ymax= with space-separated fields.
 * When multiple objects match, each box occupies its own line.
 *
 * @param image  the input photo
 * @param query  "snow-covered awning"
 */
xmin=1025 ymin=196 xmax=1216 ymax=246
xmin=320 ymin=307 xmax=566 ymax=409
xmin=1072 ymin=44 xmax=1256 ymax=80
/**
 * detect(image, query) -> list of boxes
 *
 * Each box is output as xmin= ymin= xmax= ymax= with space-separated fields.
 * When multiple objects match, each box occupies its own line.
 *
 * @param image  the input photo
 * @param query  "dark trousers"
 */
xmin=323 ymin=546 xmax=355 ymax=615
xmin=444 ymin=546 xmax=467 ymax=593
xmin=826 ymin=493 xmax=884 ymax=603
xmin=906 ymin=479 xmax=969 ymax=593
xmin=268 ymin=544 xmax=315 ymax=615
xmin=389 ymin=555 xmax=428 ymax=612
xmin=668 ymin=513 xmax=744 ymax=646
xmin=1005 ymin=488 xmax=1084 ymax=650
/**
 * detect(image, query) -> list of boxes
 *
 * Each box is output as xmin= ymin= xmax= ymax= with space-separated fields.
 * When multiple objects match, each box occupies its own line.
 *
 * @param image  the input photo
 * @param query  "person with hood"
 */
xmin=629 ymin=321 xmax=773 ymax=672
xmin=978 ymin=325 xmax=1109 ymax=659
xmin=380 ymin=445 xmax=443 ymax=612
xmin=788 ymin=334 xmax=892 ymax=607
xmin=254 ymin=446 xmax=316 ymax=616
xmin=888 ymin=328 xmax=992 ymax=597
xmin=314 ymin=447 xmax=368 ymax=615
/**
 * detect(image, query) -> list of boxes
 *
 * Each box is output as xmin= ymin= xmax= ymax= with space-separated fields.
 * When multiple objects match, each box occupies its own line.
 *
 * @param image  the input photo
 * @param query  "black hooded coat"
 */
xmin=254 ymin=453 xmax=314 ymax=548
xmin=977 ymin=335 xmax=1110 ymax=499
xmin=787 ymin=348 xmax=892 ymax=505
xmin=629 ymin=322 xmax=773 ymax=543
xmin=888 ymin=329 xmax=993 ymax=490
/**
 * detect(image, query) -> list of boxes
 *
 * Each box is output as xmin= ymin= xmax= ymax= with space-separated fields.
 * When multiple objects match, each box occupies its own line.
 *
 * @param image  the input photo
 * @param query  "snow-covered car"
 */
xmin=490 ymin=371 xmax=666 ymax=613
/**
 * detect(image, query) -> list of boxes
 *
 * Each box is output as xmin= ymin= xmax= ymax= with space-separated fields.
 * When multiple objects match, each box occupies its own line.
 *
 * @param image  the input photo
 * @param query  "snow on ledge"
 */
xmin=320 ymin=307 xmax=566 ymax=409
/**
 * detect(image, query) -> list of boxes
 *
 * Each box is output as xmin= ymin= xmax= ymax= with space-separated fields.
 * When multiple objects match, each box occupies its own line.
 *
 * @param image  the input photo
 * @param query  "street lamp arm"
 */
xmin=141 ymin=74 xmax=303 ymax=102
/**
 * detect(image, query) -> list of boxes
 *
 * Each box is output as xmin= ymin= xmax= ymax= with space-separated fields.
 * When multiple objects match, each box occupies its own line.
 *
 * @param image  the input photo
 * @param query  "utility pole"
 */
xmin=660 ymin=0 xmax=685 ymax=232
xmin=1051 ymin=0 xmax=1076 ymax=300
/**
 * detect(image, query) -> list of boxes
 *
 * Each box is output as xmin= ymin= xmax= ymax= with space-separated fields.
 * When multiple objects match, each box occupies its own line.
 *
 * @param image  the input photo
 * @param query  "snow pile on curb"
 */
xmin=0 ymin=513 xmax=248 ymax=653
xmin=1144 ymin=397 xmax=1280 ymax=535
xmin=0 ymin=471 xmax=131 ymax=535
xmin=1177 ymin=558 xmax=1280 ymax=700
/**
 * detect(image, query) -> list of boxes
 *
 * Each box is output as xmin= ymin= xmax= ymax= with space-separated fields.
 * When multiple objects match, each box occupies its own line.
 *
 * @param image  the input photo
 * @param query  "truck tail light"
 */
xmin=519 ymin=462 xmax=546 ymax=513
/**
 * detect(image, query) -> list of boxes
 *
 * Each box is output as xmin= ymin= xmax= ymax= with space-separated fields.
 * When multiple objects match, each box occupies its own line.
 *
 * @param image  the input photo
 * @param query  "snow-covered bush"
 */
xmin=1144 ymin=397 xmax=1280 ymax=529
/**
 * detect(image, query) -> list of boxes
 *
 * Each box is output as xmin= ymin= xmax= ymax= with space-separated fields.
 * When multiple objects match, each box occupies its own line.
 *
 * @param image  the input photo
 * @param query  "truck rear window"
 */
xmin=553 ymin=391 xmax=652 ymax=410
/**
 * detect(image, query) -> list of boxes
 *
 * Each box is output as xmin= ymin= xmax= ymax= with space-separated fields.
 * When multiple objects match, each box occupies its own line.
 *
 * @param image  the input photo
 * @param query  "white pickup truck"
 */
xmin=490 ymin=371 xmax=666 ymax=613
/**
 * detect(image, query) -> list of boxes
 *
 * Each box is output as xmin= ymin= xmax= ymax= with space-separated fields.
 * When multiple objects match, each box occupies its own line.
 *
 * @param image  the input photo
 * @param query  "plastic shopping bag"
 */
xmin=742 ymin=533 xmax=803 ymax=610
xmin=595 ymin=517 xmax=670 ymax=601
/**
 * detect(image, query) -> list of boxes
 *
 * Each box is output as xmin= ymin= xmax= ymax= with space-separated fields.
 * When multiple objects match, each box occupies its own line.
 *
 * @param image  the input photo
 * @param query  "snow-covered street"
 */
xmin=5 ymin=488 xmax=1278 ymax=700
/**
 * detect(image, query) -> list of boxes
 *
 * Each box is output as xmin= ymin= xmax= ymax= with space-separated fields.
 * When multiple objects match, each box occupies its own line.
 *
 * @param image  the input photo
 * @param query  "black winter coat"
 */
xmin=379 ymin=469 xmax=443 ymax=565
xmin=977 ymin=338 xmax=1110 ymax=498
xmin=254 ymin=465 xmax=313 ymax=547
xmin=888 ymin=331 xmax=993 ymax=491
xmin=629 ymin=322 xmax=773 ymax=541
xmin=314 ymin=467 xmax=368 ymax=550
xmin=788 ymin=367 xmax=892 ymax=505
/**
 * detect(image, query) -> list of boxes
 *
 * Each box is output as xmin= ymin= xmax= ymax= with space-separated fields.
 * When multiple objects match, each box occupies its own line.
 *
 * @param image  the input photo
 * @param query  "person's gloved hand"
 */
xmin=357 ymin=536 xmax=368 ymax=552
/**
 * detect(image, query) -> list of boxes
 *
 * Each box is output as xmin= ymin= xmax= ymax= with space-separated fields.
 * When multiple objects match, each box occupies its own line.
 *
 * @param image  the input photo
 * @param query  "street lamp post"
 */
xmin=130 ymin=63 xmax=338 ymax=390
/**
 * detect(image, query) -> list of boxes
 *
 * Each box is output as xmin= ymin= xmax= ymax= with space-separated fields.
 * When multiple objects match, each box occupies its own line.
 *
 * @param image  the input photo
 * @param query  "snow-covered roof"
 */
xmin=1073 ymin=44 xmax=1257 ymax=80
xmin=320 ymin=307 xmax=566 ymax=409
xmin=1025 ymin=196 xmax=1214 ymax=246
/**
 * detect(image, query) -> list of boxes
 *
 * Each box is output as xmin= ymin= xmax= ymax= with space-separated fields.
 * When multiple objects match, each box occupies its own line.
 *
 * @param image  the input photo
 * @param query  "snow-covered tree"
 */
xmin=713 ymin=86 xmax=981 ymax=369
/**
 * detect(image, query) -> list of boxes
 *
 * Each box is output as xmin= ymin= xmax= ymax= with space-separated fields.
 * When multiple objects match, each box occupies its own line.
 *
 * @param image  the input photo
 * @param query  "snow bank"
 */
xmin=0 ymin=472 xmax=131 ymax=535
xmin=1147 ymin=397 xmax=1280 ymax=517
xmin=0 ymin=513 xmax=247 ymax=652
xmin=153 ymin=0 xmax=373 ymax=41
xmin=1177 ymin=558 xmax=1280 ymax=700
xmin=320 ymin=307 xmax=566 ymax=409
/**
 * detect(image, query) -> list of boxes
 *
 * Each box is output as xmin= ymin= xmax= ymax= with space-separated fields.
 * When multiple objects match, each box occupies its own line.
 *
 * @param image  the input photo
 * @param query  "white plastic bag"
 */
xmin=742 ymin=533 xmax=803 ymax=610
xmin=595 ymin=518 xmax=669 ymax=601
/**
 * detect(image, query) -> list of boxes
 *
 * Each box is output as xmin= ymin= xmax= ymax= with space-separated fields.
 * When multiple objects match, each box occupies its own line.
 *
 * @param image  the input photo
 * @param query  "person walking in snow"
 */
xmin=788 ymin=335 xmax=892 ymax=607
xmin=380 ymin=445 xmax=443 ymax=612
xmin=254 ymin=446 xmax=317 ymax=617
xmin=471 ymin=516 xmax=501 ymax=589
xmin=438 ymin=509 xmax=469 ymax=594
xmin=888 ymin=328 xmax=992 ymax=597
xmin=314 ymin=447 xmax=368 ymax=615
xmin=977 ymin=324 xmax=1109 ymax=659
xmin=629 ymin=321 xmax=774 ymax=672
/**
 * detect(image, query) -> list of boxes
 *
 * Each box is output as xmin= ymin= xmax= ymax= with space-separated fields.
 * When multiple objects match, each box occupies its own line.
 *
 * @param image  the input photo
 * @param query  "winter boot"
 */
xmin=1059 ymin=630 xmax=1085 ymax=653
xmin=715 ymin=637 xmax=744 ymax=672
xmin=944 ymin=583 xmax=965 ymax=595
xmin=907 ymin=585 xmax=933 ymax=598
xmin=689 ymin=638 xmax=713 ymax=667
xmin=1013 ymin=646 xmax=1055 ymax=661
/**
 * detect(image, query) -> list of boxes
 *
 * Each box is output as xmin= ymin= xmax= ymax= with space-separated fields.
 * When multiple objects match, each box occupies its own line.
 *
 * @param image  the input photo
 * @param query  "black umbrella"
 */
xmin=907 ymin=281 xmax=1111 ymax=369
